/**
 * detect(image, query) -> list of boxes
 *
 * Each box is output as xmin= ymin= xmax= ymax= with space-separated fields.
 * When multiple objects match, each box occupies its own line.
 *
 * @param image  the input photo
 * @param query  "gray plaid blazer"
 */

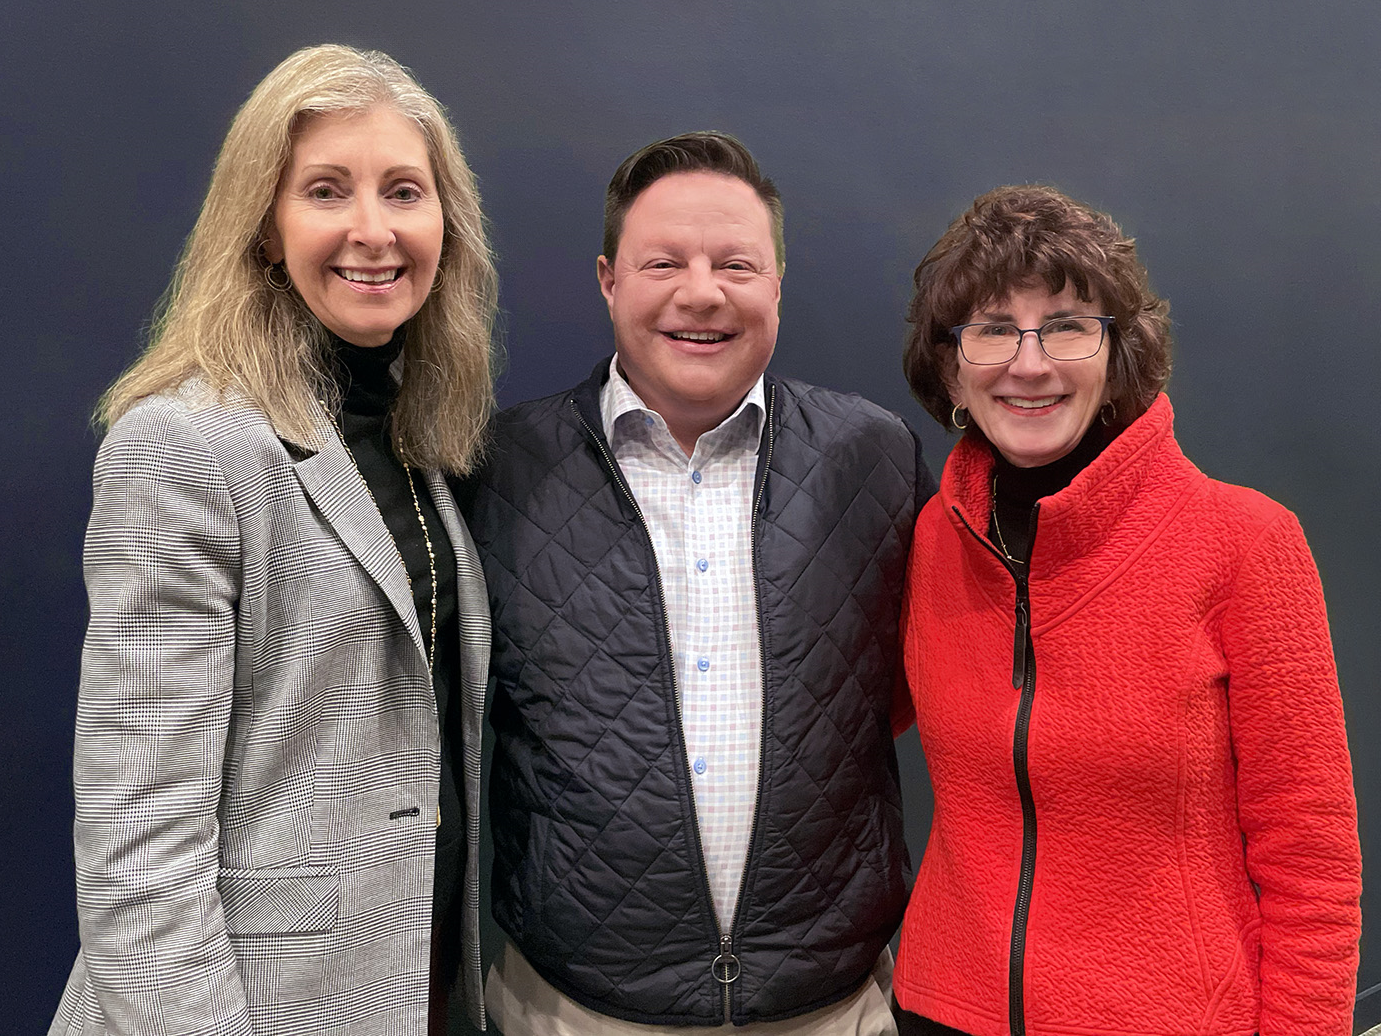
xmin=50 ymin=383 xmax=490 ymax=1035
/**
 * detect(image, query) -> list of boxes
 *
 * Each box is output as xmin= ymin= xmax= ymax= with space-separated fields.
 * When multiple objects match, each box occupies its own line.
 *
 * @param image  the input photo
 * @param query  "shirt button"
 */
xmin=697 ymin=656 xmax=710 ymax=672
xmin=644 ymin=415 xmax=655 ymax=428
xmin=693 ymin=757 xmax=707 ymax=775
xmin=696 ymin=558 xmax=709 ymax=572
xmin=691 ymin=470 xmax=702 ymax=484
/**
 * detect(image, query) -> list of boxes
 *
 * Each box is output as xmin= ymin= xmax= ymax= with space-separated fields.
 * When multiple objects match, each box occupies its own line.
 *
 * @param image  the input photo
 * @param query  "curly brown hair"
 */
xmin=903 ymin=184 xmax=1172 ymax=432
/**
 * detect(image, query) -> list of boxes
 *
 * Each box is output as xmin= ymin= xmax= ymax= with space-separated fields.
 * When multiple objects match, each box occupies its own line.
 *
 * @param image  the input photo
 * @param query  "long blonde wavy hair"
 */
xmin=100 ymin=44 xmax=498 ymax=474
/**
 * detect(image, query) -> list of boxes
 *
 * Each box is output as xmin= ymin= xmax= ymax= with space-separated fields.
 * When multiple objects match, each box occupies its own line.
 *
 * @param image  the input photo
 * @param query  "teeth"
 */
xmin=339 ymin=269 xmax=400 ymax=283
xmin=1005 ymin=396 xmax=1060 ymax=409
xmin=667 ymin=331 xmax=727 ymax=342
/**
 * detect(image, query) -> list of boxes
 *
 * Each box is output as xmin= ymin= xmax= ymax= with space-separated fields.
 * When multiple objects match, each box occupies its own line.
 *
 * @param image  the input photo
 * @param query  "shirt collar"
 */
xmin=600 ymin=355 xmax=766 ymax=453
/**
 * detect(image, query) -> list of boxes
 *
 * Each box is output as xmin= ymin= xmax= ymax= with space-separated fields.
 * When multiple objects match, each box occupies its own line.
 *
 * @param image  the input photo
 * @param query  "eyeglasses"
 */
xmin=950 ymin=315 xmax=1113 ymax=365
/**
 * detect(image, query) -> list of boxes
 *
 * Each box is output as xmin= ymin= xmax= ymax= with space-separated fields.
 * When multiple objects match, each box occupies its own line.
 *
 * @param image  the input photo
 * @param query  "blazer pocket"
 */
xmin=218 ymin=865 xmax=340 ymax=935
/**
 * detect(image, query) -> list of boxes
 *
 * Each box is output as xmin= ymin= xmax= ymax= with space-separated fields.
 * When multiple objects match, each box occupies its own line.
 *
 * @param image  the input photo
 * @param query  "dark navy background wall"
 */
xmin=6 ymin=3 xmax=1378 ymax=1031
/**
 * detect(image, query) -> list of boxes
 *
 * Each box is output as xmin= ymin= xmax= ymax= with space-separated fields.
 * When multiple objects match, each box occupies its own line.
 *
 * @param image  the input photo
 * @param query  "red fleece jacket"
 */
xmin=896 ymin=395 xmax=1360 ymax=1036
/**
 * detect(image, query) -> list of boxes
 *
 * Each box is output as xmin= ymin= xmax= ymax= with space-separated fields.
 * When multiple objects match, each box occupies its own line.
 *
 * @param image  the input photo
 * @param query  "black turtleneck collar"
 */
xmin=330 ymin=327 xmax=406 ymax=417
xmin=987 ymin=421 xmax=1112 ymax=565
xmin=991 ymin=421 xmax=1110 ymax=509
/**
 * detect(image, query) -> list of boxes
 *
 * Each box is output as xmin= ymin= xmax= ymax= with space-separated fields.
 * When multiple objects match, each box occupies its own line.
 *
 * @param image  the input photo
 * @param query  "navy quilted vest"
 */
xmin=460 ymin=362 xmax=930 ymax=1025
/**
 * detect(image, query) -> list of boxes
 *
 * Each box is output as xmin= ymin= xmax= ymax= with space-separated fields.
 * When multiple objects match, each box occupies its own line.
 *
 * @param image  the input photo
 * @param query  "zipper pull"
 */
xmin=712 ymin=934 xmax=739 ymax=983
xmin=712 ymin=934 xmax=740 ymax=1022
xmin=1012 ymin=596 xmax=1029 ymax=690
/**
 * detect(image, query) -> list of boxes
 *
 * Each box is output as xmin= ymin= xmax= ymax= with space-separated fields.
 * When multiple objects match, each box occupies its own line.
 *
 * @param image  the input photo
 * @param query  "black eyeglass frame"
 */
xmin=949 ymin=315 xmax=1115 ymax=365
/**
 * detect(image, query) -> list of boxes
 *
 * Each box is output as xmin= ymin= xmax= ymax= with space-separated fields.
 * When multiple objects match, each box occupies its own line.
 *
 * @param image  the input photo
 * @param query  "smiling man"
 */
xmin=459 ymin=132 xmax=935 ymax=1035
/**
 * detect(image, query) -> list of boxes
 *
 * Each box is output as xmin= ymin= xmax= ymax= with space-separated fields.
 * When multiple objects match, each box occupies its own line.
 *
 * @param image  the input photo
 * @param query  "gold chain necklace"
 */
xmin=330 ymin=411 xmax=437 ymax=674
xmin=989 ymin=471 xmax=1025 ymax=567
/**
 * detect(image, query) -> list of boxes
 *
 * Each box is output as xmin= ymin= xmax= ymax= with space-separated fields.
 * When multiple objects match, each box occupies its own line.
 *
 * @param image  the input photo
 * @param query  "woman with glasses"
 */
xmin=892 ymin=185 xmax=1359 ymax=1036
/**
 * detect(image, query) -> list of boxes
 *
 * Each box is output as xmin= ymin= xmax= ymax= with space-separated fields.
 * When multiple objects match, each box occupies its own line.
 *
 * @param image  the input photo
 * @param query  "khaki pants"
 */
xmin=486 ymin=940 xmax=897 ymax=1036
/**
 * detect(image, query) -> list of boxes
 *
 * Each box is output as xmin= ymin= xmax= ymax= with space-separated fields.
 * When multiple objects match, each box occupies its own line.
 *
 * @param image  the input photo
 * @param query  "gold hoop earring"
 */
xmin=264 ymin=263 xmax=292 ymax=292
xmin=430 ymin=264 xmax=446 ymax=295
xmin=951 ymin=404 xmax=970 ymax=431
xmin=1100 ymin=400 xmax=1117 ymax=426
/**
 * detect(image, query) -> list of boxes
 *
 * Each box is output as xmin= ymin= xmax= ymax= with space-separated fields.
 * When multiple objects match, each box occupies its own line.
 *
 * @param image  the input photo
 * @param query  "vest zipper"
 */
xmin=716 ymin=383 xmax=775 ymax=1023
xmin=712 ymin=934 xmax=740 ymax=1023
xmin=571 ymin=396 xmax=753 ymax=1023
xmin=952 ymin=501 xmax=1040 ymax=1036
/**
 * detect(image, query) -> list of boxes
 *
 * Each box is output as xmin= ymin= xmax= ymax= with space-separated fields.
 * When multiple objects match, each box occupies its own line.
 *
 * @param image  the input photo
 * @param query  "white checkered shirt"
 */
xmin=600 ymin=357 xmax=765 ymax=929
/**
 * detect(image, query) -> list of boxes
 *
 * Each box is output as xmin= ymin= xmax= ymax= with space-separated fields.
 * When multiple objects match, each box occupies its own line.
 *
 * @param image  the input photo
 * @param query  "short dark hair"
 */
xmin=602 ymin=131 xmax=785 ymax=271
xmin=904 ymin=184 xmax=1172 ymax=431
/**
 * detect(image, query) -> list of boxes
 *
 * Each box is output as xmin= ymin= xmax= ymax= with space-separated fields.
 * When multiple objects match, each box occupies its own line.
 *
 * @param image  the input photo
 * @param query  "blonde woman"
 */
xmin=50 ymin=45 xmax=497 ymax=1035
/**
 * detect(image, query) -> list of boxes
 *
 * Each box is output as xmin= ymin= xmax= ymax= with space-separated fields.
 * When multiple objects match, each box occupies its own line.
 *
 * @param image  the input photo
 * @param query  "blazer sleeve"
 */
xmin=72 ymin=401 xmax=253 ymax=1035
xmin=1220 ymin=510 xmax=1361 ymax=1036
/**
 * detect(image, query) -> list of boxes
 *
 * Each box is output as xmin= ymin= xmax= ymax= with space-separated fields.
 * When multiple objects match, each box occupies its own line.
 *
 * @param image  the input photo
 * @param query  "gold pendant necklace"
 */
xmin=989 ymin=471 xmax=1025 ymax=567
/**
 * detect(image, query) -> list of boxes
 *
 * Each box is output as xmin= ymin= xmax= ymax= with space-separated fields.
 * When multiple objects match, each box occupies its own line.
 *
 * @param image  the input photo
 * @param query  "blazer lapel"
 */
xmin=424 ymin=468 xmax=490 ymax=1017
xmin=425 ymin=470 xmax=491 ymax=667
xmin=293 ymin=434 xmax=427 ymax=664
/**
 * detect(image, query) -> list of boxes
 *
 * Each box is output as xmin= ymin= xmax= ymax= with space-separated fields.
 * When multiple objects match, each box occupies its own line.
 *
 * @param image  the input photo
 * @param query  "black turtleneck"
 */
xmin=987 ymin=423 xmax=1110 ymax=566
xmin=330 ymin=330 xmax=464 ymax=947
